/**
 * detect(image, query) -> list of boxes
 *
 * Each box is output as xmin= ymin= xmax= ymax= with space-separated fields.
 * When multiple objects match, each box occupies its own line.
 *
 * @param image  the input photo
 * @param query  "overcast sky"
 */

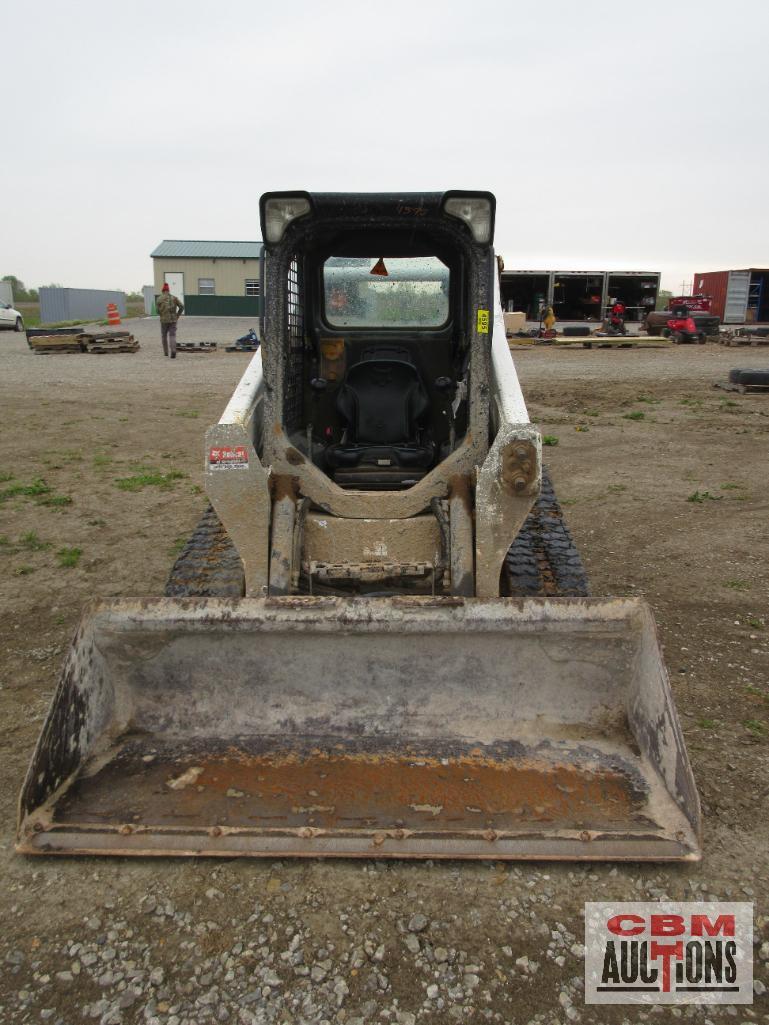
xmin=3 ymin=0 xmax=767 ymax=294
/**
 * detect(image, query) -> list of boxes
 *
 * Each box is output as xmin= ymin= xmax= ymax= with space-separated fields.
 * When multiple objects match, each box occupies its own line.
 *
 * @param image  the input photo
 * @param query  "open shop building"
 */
xmin=499 ymin=269 xmax=660 ymax=324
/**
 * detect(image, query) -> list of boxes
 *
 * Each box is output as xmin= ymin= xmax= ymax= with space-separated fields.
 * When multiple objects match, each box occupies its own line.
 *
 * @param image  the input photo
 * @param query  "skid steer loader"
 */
xmin=18 ymin=192 xmax=700 ymax=860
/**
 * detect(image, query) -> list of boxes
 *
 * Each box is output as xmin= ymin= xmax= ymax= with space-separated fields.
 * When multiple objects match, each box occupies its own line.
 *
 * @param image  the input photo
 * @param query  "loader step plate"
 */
xmin=18 ymin=597 xmax=700 ymax=860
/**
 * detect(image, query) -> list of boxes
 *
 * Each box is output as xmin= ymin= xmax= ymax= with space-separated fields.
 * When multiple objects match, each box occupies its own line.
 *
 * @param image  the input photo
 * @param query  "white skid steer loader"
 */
xmin=18 ymin=192 xmax=700 ymax=860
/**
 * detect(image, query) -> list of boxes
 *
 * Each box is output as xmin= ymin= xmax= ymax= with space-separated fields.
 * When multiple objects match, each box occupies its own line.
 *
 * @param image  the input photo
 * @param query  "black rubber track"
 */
xmin=502 ymin=467 xmax=589 ymax=598
xmin=165 ymin=505 xmax=244 ymax=598
xmin=166 ymin=468 xmax=589 ymax=600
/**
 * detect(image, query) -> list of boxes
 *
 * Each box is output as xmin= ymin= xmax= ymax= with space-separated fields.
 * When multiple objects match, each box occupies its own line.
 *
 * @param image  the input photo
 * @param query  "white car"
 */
xmin=0 ymin=302 xmax=24 ymax=331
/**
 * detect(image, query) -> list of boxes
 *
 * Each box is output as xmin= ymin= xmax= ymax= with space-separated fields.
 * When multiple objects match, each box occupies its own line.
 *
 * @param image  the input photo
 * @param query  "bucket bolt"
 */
xmin=501 ymin=441 xmax=537 ymax=495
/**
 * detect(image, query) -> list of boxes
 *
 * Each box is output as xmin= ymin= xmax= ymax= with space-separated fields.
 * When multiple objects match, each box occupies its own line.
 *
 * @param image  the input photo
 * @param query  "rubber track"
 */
xmin=502 ymin=467 xmax=589 ymax=598
xmin=165 ymin=505 xmax=244 ymax=598
xmin=166 ymin=470 xmax=589 ymax=600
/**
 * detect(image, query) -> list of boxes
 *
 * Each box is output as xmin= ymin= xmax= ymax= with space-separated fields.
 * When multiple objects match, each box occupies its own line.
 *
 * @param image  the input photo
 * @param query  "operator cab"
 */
xmin=259 ymin=192 xmax=495 ymax=490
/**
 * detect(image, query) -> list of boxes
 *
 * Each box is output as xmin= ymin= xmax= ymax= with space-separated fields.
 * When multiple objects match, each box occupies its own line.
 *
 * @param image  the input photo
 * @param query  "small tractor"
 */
xmin=18 ymin=192 xmax=700 ymax=861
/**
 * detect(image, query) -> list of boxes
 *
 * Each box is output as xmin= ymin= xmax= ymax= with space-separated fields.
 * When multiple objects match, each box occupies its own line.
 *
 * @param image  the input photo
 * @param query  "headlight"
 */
xmin=263 ymin=196 xmax=311 ymax=243
xmin=443 ymin=196 xmax=493 ymax=243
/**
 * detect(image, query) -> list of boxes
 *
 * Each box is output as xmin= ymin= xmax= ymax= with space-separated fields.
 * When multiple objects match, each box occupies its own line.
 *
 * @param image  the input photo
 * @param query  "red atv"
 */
xmin=666 ymin=304 xmax=705 ymax=344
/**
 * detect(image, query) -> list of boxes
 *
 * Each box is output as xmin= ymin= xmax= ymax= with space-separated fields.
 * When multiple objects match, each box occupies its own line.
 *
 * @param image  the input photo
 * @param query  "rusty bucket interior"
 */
xmin=17 ymin=596 xmax=700 ymax=860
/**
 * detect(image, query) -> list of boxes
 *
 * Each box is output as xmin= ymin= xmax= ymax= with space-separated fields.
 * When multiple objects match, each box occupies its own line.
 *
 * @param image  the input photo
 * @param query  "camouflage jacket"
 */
xmin=157 ymin=291 xmax=184 ymax=324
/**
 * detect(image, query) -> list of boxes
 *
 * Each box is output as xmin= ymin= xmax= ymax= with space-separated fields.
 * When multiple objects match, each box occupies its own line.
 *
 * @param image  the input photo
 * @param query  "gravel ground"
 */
xmin=1 ymin=322 xmax=768 ymax=1024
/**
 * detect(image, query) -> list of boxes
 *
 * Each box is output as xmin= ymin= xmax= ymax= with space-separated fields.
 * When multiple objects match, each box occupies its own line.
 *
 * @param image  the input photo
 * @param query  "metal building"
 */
xmin=39 ymin=287 xmax=126 ymax=324
xmin=693 ymin=269 xmax=769 ymax=324
xmin=151 ymin=240 xmax=263 ymax=316
xmin=499 ymin=269 xmax=660 ymax=323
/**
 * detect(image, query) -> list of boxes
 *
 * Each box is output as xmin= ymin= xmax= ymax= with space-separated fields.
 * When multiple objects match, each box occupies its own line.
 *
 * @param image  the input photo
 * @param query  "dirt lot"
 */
xmin=1 ymin=319 xmax=768 ymax=1025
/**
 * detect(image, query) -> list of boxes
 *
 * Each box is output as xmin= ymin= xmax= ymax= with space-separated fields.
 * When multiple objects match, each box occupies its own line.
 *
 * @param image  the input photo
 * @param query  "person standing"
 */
xmin=156 ymin=282 xmax=184 ymax=358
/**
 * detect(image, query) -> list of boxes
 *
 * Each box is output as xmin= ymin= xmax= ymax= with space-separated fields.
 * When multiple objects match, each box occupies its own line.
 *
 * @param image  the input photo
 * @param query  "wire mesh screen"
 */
xmin=284 ymin=256 xmax=305 ymax=430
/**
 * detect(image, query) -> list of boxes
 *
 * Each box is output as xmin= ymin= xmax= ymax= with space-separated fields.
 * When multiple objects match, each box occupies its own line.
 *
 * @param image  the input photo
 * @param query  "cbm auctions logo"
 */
xmin=585 ymin=903 xmax=753 ymax=1004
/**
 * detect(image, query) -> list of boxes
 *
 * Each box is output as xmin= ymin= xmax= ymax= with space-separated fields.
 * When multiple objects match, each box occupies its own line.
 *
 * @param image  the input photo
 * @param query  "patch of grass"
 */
xmin=47 ymin=448 xmax=83 ymax=462
xmin=36 ymin=494 xmax=73 ymax=507
xmin=93 ymin=454 xmax=113 ymax=468
xmin=19 ymin=530 xmax=50 ymax=552
xmin=719 ymin=399 xmax=739 ymax=409
xmin=175 ymin=409 xmax=200 ymax=419
xmin=680 ymin=398 xmax=704 ymax=410
xmin=686 ymin=490 xmax=721 ymax=503
xmin=56 ymin=546 xmax=82 ymax=569
xmin=724 ymin=579 xmax=749 ymax=591
xmin=190 ymin=485 xmax=204 ymax=495
xmin=584 ymin=409 xmax=600 ymax=417
xmin=0 ymin=472 xmax=14 ymax=483
xmin=114 ymin=469 xmax=187 ymax=492
xmin=607 ymin=484 xmax=627 ymax=494
xmin=87 ymin=518 xmax=107 ymax=527
xmin=574 ymin=425 xmax=589 ymax=433
xmin=636 ymin=394 xmax=660 ymax=404
xmin=747 ymin=617 xmax=764 ymax=629
xmin=746 ymin=686 xmax=769 ymax=703
xmin=0 ymin=534 xmax=11 ymax=547
xmin=14 ymin=564 xmax=35 ymax=576
xmin=622 ymin=410 xmax=646 ymax=421
xmin=720 ymin=482 xmax=744 ymax=490
xmin=542 ymin=435 xmax=559 ymax=447
xmin=0 ymin=478 xmax=51 ymax=502
xmin=744 ymin=719 xmax=766 ymax=737
xmin=168 ymin=536 xmax=187 ymax=557
xmin=697 ymin=718 xmax=718 ymax=729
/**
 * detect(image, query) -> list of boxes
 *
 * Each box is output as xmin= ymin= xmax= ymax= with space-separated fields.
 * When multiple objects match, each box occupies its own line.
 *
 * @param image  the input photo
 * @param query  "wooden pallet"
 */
xmin=560 ymin=338 xmax=672 ymax=350
xmin=87 ymin=343 xmax=140 ymax=354
xmin=30 ymin=335 xmax=85 ymax=354
xmin=720 ymin=335 xmax=769 ymax=347
xmin=177 ymin=342 xmax=217 ymax=353
xmin=80 ymin=332 xmax=139 ymax=354
xmin=714 ymin=381 xmax=769 ymax=394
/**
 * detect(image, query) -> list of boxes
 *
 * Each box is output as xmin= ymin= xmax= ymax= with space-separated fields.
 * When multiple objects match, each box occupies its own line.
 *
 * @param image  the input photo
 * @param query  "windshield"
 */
xmin=323 ymin=256 xmax=449 ymax=328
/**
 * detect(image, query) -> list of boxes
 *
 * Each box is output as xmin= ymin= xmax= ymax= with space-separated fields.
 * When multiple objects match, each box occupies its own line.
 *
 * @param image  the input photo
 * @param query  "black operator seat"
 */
xmin=325 ymin=356 xmax=435 ymax=473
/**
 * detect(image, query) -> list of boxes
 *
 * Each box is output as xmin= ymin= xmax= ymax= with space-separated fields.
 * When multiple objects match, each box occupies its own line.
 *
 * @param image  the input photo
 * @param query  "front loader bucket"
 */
xmin=18 ymin=597 xmax=700 ymax=860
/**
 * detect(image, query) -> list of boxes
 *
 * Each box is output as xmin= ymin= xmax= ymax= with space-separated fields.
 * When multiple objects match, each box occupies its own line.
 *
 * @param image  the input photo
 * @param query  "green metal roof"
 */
xmin=151 ymin=240 xmax=263 ymax=259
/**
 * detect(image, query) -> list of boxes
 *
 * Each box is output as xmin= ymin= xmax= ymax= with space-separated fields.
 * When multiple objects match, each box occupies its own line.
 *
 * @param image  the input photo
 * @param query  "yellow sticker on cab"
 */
xmin=477 ymin=309 xmax=490 ymax=334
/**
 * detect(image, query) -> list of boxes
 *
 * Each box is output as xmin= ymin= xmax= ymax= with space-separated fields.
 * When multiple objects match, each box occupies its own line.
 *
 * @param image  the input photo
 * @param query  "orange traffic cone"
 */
xmin=107 ymin=303 xmax=121 ymax=326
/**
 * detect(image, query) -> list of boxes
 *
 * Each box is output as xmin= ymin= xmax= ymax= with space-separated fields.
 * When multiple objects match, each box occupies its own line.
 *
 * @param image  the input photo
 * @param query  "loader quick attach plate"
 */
xmin=17 ymin=597 xmax=701 ymax=860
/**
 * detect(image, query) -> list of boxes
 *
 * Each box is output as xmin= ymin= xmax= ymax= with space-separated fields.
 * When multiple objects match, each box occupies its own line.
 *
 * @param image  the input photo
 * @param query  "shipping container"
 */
xmin=39 ymin=287 xmax=126 ymax=325
xmin=693 ymin=269 xmax=769 ymax=324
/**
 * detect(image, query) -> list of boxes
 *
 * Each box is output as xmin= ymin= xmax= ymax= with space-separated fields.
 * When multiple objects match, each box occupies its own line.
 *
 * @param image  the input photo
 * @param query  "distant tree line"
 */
xmin=2 ymin=275 xmax=41 ymax=301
